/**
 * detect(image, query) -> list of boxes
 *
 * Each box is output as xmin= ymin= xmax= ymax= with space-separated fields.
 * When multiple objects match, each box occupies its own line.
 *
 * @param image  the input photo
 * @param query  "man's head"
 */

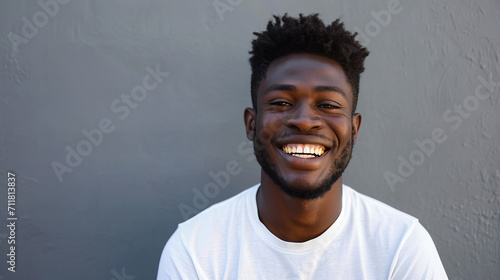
xmin=249 ymin=13 xmax=369 ymax=115
xmin=244 ymin=14 xmax=369 ymax=200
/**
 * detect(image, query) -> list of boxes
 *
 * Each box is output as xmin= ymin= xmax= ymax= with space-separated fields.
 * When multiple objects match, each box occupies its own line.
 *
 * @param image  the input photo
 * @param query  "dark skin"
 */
xmin=244 ymin=53 xmax=361 ymax=242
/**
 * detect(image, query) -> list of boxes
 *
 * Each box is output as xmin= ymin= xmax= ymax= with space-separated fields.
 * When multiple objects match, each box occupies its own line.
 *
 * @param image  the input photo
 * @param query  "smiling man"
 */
xmin=157 ymin=14 xmax=448 ymax=279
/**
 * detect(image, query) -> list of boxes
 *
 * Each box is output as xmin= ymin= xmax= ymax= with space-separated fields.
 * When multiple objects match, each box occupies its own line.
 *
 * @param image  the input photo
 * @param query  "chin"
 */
xmin=278 ymin=180 xmax=334 ymax=200
xmin=262 ymin=166 xmax=340 ymax=200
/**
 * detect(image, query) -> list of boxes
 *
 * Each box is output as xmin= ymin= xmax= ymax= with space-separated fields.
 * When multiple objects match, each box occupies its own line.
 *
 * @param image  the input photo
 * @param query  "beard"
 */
xmin=253 ymin=129 xmax=354 ymax=200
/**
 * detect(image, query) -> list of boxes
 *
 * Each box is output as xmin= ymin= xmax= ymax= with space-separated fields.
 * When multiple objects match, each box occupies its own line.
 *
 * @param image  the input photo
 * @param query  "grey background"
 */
xmin=0 ymin=0 xmax=498 ymax=279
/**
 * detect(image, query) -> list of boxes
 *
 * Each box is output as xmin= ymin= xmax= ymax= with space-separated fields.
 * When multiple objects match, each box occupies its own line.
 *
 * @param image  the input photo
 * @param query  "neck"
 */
xmin=256 ymin=171 xmax=343 ymax=242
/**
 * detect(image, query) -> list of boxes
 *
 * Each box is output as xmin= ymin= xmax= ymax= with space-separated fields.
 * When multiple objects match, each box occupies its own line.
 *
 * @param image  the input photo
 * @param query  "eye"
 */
xmin=269 ymin=100 xmax=292 ymax=107
xmin=317 ymin=102 xmax=341 ymax=110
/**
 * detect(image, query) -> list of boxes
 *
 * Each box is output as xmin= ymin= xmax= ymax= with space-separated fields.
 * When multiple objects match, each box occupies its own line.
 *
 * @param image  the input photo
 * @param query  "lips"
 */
xmin=281 ymin=143 xmax=327 ymax=158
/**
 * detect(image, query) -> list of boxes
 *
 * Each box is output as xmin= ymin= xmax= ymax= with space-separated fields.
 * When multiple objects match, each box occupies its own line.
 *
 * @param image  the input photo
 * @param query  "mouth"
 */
xmin=280 ymin=144 xmax=328 ymax=159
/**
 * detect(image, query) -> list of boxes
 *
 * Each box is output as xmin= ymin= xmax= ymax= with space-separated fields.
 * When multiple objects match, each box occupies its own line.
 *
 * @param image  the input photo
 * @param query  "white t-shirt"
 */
xmin=157 ymin=184 xmax=448 ymax=279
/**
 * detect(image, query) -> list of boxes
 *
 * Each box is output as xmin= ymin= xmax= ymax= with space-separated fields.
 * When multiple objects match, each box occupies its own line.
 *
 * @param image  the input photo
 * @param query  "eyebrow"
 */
xmin=263 ymin=84 xmax=347 ymax=98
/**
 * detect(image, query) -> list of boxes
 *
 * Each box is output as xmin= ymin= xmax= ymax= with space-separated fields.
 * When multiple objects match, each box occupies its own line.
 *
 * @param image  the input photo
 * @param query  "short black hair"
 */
xmin=249 ymin=13 xmax=370 ymax=114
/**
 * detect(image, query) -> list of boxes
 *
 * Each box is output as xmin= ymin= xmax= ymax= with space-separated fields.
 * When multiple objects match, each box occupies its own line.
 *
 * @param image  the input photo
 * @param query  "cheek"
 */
xmin=329 ymin=117 xmax=352 ymax=143
xmin=257 ymin=114 xmax=284 ymax=142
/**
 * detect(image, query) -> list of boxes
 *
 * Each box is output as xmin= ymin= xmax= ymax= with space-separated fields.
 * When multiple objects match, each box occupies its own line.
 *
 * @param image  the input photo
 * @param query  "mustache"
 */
xmin=270 ymin=130 xmax=335 ymax=145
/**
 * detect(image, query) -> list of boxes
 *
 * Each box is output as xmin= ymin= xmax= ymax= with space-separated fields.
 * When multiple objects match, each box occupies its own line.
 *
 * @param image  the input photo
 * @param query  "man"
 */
xmin=157 ymin=14 xmax=448 ymax=279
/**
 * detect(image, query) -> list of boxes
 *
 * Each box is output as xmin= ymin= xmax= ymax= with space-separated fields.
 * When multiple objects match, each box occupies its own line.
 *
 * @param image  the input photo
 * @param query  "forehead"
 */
xmin=260 ymin=53 xmax=352 ymax=95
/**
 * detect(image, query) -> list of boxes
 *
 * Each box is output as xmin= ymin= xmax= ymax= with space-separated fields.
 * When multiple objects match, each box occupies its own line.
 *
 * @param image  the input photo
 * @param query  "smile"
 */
xmin=281 ymin=144 xmax=327 ymax=159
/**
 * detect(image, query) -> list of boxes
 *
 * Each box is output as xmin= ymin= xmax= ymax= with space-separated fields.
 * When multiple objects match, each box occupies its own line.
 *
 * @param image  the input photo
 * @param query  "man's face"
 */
xmin=244 ymin=53 xmax=361 ymax=200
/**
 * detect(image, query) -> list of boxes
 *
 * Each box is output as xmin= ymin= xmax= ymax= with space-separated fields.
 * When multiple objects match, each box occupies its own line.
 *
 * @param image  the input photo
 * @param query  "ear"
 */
xmin=244 ymin=107 xmax=256 ymax=140
xmin=352 ymin=113 xmax=362 ymax=144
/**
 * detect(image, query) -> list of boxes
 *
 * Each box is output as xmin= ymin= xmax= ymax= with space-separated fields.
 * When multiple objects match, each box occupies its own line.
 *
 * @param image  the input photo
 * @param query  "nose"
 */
xmin=285 ymin=102 xmax=322 ymax=131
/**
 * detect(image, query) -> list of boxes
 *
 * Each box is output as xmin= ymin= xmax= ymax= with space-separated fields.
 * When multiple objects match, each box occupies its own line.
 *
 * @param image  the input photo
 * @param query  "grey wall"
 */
xmin=0 ymin=0 xmax=498 ymax=279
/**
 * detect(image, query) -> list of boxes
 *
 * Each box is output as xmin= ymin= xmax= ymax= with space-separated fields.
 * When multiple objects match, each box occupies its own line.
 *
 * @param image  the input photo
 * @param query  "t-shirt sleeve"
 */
xmin=157 ymin=226 xmax=198 ymax=280
xmin=390 ymin=221 xmax=448 ymax=280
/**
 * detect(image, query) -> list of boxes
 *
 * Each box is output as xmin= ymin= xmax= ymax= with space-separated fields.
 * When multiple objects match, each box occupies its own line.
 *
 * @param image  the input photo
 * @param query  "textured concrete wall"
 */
xmin=0 ymin=0 xmax=498 ymax=279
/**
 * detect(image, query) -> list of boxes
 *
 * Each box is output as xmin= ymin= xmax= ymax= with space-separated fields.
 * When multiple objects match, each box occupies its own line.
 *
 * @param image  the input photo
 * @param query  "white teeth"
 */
xmin=281 ymin=144 xmax=327 ymax=158
xmin=294 ymin=154 xmax=314 ymax=159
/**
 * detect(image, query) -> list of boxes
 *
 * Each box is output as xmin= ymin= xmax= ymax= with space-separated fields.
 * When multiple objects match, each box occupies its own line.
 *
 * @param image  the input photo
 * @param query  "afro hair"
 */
xmin=249 ymin=13 xmax=370 ymax=114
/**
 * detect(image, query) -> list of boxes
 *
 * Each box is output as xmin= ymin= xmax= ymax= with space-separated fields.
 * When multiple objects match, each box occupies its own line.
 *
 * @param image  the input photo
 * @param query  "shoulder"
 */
xmin=343 ymin=184 xmax=418 ymax=226
xmin=175 ymin=184 xmax=258 ymax=245
xmin=342 ymin=185 xmax=420 ymax=252
xmin=342 ymin=185 xmax=448 ymax=279
xmin=157 ymin=184 xmax=260 ymax=279
xmin=390 ymin=218 xmax=449 ymax=278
